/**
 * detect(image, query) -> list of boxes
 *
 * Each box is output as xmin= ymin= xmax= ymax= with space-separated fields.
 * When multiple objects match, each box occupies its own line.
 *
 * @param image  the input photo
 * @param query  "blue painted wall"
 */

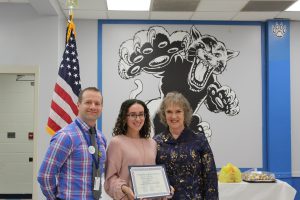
xmin=266 ymin=19 xmax=299 ymax=199
xmin=266 ymin=20 xmax=292 ymax=178
xmin=98 ymin=19 xmax=299 ymax=198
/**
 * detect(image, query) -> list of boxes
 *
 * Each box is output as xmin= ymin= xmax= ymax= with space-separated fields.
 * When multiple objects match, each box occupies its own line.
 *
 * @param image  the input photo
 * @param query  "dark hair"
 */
xmin=113 ymin=99 xmax=151 ymax=138
xmin=158 ymin=91 xmax=193 ymax=126
xmin=78 ymin=87 xmax=102 ymax=103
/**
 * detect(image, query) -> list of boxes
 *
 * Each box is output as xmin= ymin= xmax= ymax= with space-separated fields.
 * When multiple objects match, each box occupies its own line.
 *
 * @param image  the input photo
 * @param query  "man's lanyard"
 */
xmin=75 ymin=120 xmax=100 ymax=169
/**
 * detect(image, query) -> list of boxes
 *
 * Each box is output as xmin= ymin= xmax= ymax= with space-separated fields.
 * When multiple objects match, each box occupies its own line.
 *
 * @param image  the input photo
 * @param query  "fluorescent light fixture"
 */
xmin=286 ymin=0 xmax=300 ymax=11
xmin=107 ymin=0 xmax=151 ymax=11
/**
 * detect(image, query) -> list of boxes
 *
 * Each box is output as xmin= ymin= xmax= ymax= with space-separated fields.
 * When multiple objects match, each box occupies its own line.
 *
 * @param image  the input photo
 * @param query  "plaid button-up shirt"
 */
xmin=38 ymin=118 xmax=107 ymax=200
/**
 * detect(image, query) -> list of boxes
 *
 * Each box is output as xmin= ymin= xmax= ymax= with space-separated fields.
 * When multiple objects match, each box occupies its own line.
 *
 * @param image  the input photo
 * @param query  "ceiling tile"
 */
xmin=152 ymin=0 xmax=200 ymax=11
xmin=108 ymin=11 xmax=149 ymax=19
xmin=9 ymin=0 xmax=29 ymax=3
xmin=196 ymin=0 xmax=248 ymax=1
xmin=250 ymin=0 xmax=296 ymax=1
xmin=197 ymin=0 xmax=248 ymax=11
xmin=233 ymin=11 xmax=280 ymax=20
xmin=276 ymin=11 xmax=300 ymax=20
xmin=58 ymin=0 xmax=107 ymax=10
xmin=241 ymin=1 xmax=295 ymax=11
xmin=191 ymin=11 xmax=237 ymax=20
xmin=64 ymin=9 xmax=108 ymax=19
xmin=150 ymin=11 xmax=193 ymax=20
xmin=20 ymin=0 xmax=298 ymax=21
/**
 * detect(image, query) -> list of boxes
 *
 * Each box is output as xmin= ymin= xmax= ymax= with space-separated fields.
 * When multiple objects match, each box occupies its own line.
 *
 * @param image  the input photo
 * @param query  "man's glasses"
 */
xmin=127 ymin=113 xmax=146 ymax=120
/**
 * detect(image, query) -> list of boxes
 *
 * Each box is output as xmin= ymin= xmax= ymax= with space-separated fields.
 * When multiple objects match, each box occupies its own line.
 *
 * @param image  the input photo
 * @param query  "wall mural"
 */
xmin=117 ymin=26 xmax=240 ymax=140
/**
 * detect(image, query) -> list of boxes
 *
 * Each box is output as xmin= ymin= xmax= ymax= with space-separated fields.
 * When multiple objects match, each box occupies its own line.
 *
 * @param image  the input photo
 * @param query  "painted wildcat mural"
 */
xmin=118 ymin=26 xmax=240 ymax=140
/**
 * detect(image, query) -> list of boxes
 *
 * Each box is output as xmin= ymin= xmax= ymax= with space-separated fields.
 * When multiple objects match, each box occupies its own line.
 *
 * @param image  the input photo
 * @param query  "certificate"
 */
xmin=129 ymin=165 xmax=170 ymax=199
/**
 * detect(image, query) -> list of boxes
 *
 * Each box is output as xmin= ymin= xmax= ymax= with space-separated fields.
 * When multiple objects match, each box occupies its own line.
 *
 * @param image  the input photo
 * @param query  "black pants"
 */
xmin=56 ymin=198 xmax=63 ymax=200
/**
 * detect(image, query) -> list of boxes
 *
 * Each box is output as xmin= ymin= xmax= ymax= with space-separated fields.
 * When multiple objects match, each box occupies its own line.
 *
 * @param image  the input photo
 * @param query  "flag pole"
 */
xmin=67 ymin=9 xmax=76 ymax=43
xmin=46 ymin=6 xmax=81 ymax=135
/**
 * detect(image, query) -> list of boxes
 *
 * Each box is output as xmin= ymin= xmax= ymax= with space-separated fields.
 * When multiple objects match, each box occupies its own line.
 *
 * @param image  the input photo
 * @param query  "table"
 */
xmin=219 ymin=180 xmax=297 ymax=200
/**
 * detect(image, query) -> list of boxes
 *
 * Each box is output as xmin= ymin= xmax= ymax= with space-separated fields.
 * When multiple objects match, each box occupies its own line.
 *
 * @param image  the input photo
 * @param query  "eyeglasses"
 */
xmin=127 ymin=113 xmax=146 ymax=120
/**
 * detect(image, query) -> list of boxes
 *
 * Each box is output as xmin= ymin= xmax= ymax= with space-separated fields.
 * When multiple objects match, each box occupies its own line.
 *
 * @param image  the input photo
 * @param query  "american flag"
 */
xmin=46 ymin=21 xmax=81 ymax=135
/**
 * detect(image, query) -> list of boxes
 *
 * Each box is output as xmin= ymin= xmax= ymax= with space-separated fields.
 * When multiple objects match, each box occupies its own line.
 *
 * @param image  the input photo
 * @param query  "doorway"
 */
xmin=0 ymin=66 xmax=38 ymax=199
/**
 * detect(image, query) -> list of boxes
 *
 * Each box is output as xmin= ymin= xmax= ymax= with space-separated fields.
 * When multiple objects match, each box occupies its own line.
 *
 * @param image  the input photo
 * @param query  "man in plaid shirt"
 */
xmin=38 ymin=87 xmax=107 ymax=200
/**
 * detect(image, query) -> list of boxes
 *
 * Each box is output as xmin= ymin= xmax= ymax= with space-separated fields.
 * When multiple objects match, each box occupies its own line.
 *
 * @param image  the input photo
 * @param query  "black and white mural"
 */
xmin=118 ymin=26 xmax=240 ymax=140
xmin=101 ymin=23 xmax=263 ymax=168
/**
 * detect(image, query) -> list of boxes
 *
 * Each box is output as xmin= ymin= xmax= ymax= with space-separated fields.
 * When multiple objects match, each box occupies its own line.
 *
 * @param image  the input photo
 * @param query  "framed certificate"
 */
xmin=129 ymin=165 xmax=170 ymax=199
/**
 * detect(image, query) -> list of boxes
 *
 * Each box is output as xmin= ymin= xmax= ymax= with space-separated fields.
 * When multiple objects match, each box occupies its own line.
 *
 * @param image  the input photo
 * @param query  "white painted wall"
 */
xmin=0 ymin=4 xmax=98 ymax=199
xmin=0 ymin=4 xmax=58 ymax=199
xmin=290 ymin=21 xmax=300 ymax=177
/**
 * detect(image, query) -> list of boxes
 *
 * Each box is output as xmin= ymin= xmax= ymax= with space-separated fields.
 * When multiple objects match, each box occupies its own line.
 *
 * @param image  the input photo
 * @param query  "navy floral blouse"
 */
xmin=154 ymin=128 xmax=219 ymax=200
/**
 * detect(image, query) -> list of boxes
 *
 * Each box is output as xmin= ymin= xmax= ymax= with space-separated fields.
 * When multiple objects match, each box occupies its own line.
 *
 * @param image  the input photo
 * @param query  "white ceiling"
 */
xmin=2 ymin=0 xmax=300 ymax=21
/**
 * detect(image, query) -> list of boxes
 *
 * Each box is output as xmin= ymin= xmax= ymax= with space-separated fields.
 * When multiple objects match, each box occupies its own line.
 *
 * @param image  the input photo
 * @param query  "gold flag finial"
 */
xmin=66 ymin=10 xmax=76 ymax=43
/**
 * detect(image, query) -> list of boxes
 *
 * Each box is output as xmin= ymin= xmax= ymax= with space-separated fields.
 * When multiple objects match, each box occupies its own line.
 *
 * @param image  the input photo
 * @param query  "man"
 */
xmin=38 ymin=87 xmax=107 ymax=200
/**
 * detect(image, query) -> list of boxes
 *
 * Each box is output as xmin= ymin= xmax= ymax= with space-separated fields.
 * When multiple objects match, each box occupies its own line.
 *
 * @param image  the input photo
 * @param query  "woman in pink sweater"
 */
xmin=104 ymin=99 xmax=157 ymax=200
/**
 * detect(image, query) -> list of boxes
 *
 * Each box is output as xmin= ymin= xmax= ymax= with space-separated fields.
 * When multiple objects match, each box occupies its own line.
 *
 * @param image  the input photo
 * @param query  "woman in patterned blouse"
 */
xmin=154 ymin=92 xmax=219 ymax=200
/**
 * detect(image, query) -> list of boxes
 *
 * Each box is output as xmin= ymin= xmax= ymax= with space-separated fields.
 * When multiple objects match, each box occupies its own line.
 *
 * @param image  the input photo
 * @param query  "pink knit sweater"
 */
xmin=104 ymin=135 xmax=157 ymax=200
